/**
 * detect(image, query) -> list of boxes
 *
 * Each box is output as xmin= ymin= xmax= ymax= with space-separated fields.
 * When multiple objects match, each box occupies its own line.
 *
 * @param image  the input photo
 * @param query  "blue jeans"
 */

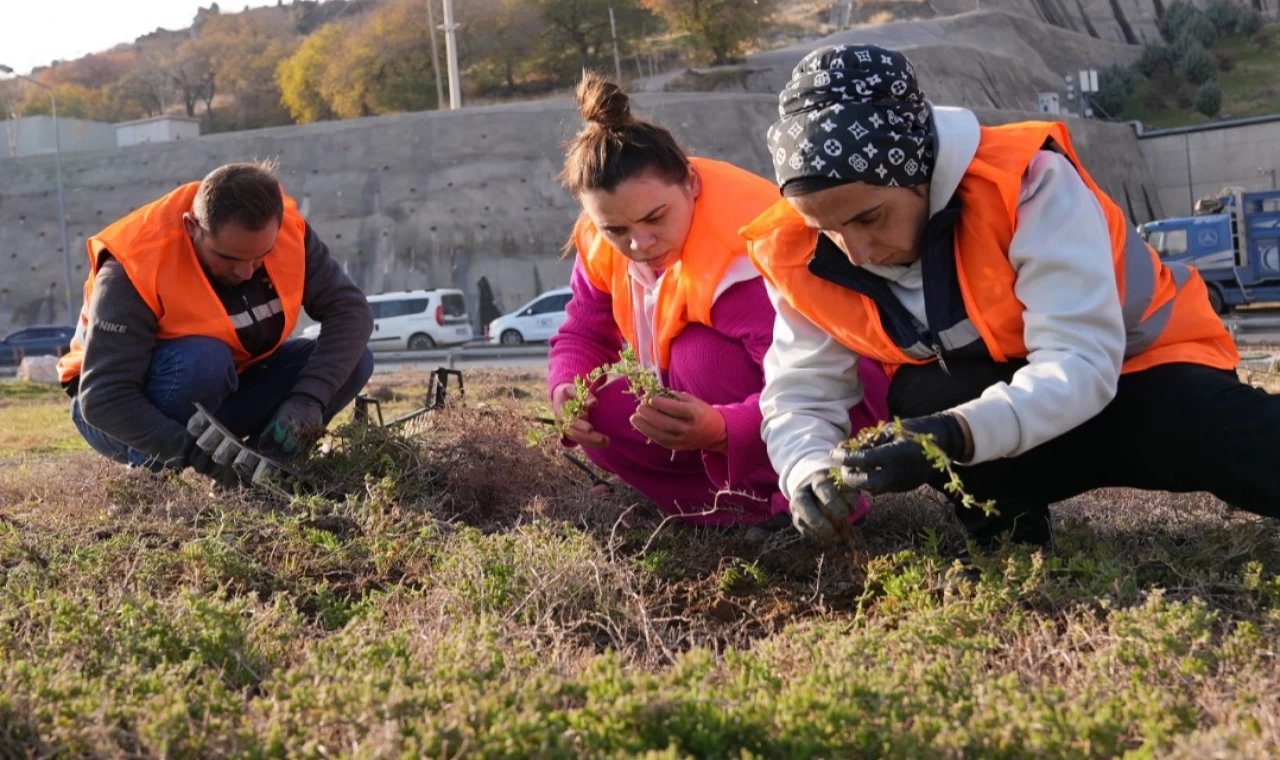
xmin=72 ymin=337 xmax=375 ymax=468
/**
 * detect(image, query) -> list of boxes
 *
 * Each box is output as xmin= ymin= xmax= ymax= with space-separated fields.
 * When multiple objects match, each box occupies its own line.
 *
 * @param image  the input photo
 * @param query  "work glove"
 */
xmin=789 ymin=469 xmax=859 ymax=545
xmin=833 ymin=413 xmax=969 ymax=495
xmin=629 ymin=391 xmax=728 ymax=453
xmin=259 ymin=394 xmax=325 ymax=458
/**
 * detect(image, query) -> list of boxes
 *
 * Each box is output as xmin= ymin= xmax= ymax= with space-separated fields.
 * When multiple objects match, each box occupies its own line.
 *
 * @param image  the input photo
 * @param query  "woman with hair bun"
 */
xmin=548 ymin=72 xmax=890 ymax=529
xmin=745 ymin=44 xmax=1275 ymax=552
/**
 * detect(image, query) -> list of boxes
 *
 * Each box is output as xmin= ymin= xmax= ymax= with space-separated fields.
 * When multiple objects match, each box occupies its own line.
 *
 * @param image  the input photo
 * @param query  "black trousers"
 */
xmin=889 ymin=358 xmax=1280 ymax=546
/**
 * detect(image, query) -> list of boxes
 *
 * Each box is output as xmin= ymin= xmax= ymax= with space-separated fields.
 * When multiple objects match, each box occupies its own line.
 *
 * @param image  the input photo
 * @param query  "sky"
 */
xmin=0 ymin=0 xmax=280 ymax=75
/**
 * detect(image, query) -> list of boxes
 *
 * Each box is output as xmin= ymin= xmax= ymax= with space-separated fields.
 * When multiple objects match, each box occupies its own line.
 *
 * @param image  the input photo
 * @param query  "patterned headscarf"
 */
xmin=767 ymin=43 xmax=935 ymax=195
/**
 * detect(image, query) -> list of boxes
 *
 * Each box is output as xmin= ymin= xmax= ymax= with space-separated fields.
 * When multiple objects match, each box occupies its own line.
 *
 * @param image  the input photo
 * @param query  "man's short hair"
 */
xmin=193 ymin=160 xmax=284 ymax=236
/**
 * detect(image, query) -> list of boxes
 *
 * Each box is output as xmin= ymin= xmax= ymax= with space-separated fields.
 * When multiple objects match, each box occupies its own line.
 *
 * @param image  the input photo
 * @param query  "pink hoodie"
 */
xmin=548 ymin=259 xmax=890 ymax=526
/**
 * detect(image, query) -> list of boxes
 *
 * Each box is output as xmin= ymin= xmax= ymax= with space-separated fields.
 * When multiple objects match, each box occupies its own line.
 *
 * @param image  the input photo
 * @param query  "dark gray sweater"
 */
xmin=76 ymin=224 xmax=373 ymax=463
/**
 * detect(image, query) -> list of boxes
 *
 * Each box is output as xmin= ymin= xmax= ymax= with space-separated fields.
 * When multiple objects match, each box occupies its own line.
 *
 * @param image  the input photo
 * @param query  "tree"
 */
xmin=1204 ymin=0 xmax=1241 ymax=35
xmin=277 ymin=22 xmax=345 ymax=122
xmin=1135 ymin=43 xmax=1177 ymax=78
xmin=643 ymin=0 xmax=775 ymax=65
xmin=462 ymin=0 xmax=546 ymax=93
xmin=1159 ymin=0 xmax=1201 ymax=42
xmin=200 ymin=12 xmax=300 ymax=128
xmin=531 ymin=0 xmax=654 ymax=78
xmin=1092 ymin=65 xmax=1135 ymax=118
xmin=165 ymin=38 xmax=218 ymax=118
xmin=1195 ymin=81 xmax=1223 ymax=116
xmin=1178 ymin=10 xmax=1220 ymax=48
xmin=1180 ymin=42 xmax=1217 ymax=86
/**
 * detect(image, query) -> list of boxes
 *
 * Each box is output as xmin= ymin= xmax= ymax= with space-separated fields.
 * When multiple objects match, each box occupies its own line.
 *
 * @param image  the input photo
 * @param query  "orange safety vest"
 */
xmin=573 ymin=157 xmax=780 ymax=370
xmin=741 ymin=121 xmax=1239 ymax=377
xmin=57 ymin=182 xmax=308 ymax=385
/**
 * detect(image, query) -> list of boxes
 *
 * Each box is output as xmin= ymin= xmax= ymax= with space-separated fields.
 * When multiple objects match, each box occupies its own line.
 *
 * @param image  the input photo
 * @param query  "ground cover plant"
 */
xmin=3 ymin=367 xmax=1280 ymax=757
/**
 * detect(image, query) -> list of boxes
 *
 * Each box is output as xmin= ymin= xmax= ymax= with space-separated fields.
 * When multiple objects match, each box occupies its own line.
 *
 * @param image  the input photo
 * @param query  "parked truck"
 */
xmin=1137 ymin=189 xmax=1280 ymax=314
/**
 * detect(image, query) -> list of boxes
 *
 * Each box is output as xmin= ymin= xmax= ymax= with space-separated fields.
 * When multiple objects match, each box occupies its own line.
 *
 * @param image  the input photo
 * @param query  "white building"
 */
xmin=1 ymin=115 xmax=117 ymax=158
xmin=115 ymin=115 xmax=201 ymax=148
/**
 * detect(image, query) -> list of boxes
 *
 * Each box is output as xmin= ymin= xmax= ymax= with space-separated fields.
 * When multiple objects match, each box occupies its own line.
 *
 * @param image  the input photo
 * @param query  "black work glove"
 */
xmin=789 ymin=469 xmax=859 ymax=545
xmin=258 ymin=394 xmax=325 ymax=458
xmin=833 ymin=413 xmax=969 ymax=495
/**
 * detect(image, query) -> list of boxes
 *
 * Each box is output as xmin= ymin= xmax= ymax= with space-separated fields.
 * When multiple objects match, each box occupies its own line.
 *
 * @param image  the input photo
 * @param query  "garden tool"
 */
xmin=186 ymin=402 xmax=306 ymax=497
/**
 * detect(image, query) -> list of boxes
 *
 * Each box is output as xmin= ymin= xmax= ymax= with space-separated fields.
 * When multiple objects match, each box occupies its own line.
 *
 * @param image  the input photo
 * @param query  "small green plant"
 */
xmin=718 ymin=558 xmax=767 ymax=593
xmin=1195 ymin=81 xmax=1224 ymax=117
xmin=1180 ymin=42 xmax=1218 ymax=86
xmin=527 ymin=347 xmax=675 ymax=447
xmin=833 ymin=419 xmax=998 ymax=519
xmin=1136 ymin=43 xmax=1177 ymax=78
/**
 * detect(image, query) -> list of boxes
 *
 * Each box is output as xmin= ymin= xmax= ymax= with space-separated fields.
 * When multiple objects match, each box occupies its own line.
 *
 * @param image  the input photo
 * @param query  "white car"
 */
xmin=302 ymin=289 xmax=474 ymax=351
xmin=487 ymin=287 xmax=573 ymax=345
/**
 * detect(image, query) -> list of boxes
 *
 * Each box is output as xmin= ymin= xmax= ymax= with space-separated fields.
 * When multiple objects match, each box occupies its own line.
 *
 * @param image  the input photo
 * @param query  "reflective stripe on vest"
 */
xmin=57 ymin=182 xmax=308 ymax=384
xmin=742 ymin=120 xmax=1239 ymax=376
xmin=575 ymin=157 xmax=780 ymax=370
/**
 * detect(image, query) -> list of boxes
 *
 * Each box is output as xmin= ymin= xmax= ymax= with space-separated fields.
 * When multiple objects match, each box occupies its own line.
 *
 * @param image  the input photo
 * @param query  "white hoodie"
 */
xmin=759 ymin=106 xmax=1126 ymax=500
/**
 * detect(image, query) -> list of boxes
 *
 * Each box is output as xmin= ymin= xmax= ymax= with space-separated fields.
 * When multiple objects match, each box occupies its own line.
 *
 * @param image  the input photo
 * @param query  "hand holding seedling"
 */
xmin=551 ymin=381 xmax=610 ymax=448
xmin=789 ymin=469 xmax=858 ymax=545
xmin=833 ymin=413 xmax=972 ymax=494
xmin=630 ymin=391 xmax=727 ymax=452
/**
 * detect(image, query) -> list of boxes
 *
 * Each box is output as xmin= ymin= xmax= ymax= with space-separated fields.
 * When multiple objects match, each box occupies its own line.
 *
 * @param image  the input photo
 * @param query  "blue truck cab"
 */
xmin=1138 ymin=189 xmax=1280 ymax=314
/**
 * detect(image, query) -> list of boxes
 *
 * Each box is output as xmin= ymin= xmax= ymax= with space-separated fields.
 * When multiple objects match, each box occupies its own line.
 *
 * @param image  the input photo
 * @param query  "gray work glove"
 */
xmin=258 ymin=393 xmax=325 ymax=458
xmin=789 ymin=469 xmax=859 ymax=545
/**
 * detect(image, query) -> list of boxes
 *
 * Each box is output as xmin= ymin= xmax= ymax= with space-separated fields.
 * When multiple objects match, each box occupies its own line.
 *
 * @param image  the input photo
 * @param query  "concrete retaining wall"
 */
xmin=1138 ymin=116 xmax=1280 ymax=218
xmin=0 ymin=92 xmax=1163 ymax=336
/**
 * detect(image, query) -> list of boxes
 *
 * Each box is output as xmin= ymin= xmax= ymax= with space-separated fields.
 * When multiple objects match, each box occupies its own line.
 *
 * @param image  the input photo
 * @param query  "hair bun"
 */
xmin=576 ymin=71 xmax=632 ymax=129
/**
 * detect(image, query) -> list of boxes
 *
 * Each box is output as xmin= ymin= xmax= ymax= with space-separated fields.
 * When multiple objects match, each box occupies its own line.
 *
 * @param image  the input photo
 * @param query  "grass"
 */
xmin=1125 ymin=25 xmax=1280 ymax=129
xmin=3 ymin=369 xmax=1280 ymax=757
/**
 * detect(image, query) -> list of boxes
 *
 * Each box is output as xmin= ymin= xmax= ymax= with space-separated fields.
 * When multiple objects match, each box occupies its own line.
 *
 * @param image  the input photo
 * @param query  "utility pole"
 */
xmin=608 ymin=7 xmax=623 ymax=83
xmin=441 ymin=0 xmax=462 ymax=109
xmin=426 ymin=0 xmax=445 ymax=109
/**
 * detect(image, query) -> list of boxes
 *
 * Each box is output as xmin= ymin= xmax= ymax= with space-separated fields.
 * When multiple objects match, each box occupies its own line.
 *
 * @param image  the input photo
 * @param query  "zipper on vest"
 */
xmin=932 ymin=343 xmax=951 ymax=375
xmin=242 ymin=295 xmax=256 ymax=325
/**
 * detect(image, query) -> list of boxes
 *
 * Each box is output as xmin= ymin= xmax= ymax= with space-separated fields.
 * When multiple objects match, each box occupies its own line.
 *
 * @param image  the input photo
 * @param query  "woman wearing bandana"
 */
xmin=745 ymin=44 xmax=1280 ymax=549
xmin=548 ymin=73 xmax=890 ymax=528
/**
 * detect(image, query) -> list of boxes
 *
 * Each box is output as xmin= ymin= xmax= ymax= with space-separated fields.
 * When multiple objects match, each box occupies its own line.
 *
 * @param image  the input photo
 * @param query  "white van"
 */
xmin=302 ymin=289 xmax=473 ymax=351
xmin=486 ymin=287 xmax=572 ymax=345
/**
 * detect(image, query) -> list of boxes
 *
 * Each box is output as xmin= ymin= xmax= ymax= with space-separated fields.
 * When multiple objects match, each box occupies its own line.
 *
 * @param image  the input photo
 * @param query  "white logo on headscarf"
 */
xmin=798 ymin=138 xmax=813 ymax=152
xmin=881 ymin=54 xmax=894 ymax=65
xmin=823 ymin=139 xmax=843 ymax=156
xmin=891 ymin=79 xmax=908 ymax=96
xmin=875 ymin=164 xmax=889 ymax=179
xmin=869 ymin=113 xmax=884 ymax=128
xmin=854 ymin=80 xmax=871 ymax=96
xmin=867 ymin=74 xmax=882 ymax=86
xmin=789 ymin=153 xmax=804 ymax=170
xmin=787 ymin=121 xmax=804 ymax=139
xmin=832 ymin=57 xmax=845 ymax=69
xmin=814 ymin=71 xmax=831 ymax=87
xmin=848 ymin=121 xmax=869 ymax=140
xmin=811 ymin=155 xmax=827 ymax=171
xmin=820 ymin=119 xmax=837 ymax=133
xmin=862 ymin=144 xmax=878 ymax=158
xmin=850 ymin=155 xmax=869 ymax=172
xmin=855 ymin=50 xmax=872 ymax=63
xmin=888 ymin=148 xmax=905 ymax=165
xmin=775 ymin=147 xmax=787 ymax=165
xmin=905 ymin=159 xmax=919 ymax=175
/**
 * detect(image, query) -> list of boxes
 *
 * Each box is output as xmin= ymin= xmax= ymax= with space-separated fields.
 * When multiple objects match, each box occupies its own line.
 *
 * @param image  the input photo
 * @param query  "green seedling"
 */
xmin=833 ymin=418 xmax=998 ymax=518
xmin=527 ymin=347 xmax=675 ymax=447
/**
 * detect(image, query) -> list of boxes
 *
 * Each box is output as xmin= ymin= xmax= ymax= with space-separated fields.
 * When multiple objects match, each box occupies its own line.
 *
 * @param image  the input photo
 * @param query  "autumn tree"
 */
xmin=277 ymin=23 xmax=344 ymax=123
xmin=200 ymin=12 xmax=299 ymax=129
xmin=643 ymin=0 xmax=774 ymax=64
xmin=531 ymin=0 xmax=654 ymax=78
xmin=461 ymin=0 xmax=546 ymax=93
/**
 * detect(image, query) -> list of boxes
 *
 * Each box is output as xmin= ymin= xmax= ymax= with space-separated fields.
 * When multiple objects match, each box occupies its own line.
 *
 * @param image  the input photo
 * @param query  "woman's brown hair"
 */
xmin=559 ymin=71 xmax=690 ymax=196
